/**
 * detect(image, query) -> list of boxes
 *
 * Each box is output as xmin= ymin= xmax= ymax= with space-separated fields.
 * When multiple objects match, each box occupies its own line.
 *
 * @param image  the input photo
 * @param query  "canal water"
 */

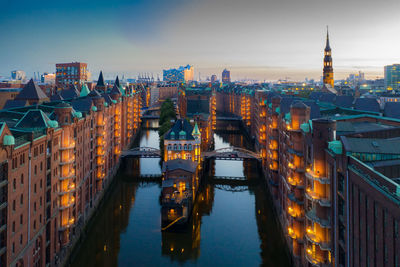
xmin=70 ymin=125 xmax=290 ymax=267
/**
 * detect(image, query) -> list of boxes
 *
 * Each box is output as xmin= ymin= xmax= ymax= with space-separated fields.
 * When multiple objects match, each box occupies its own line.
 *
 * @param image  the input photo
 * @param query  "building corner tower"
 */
xmin=323 ymin=27 xmax=334 ymax=88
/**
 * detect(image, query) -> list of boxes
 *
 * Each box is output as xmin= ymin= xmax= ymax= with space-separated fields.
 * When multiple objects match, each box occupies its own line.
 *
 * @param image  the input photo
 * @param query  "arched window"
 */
xmin=173 ymin=144 xmax=177 ymax=151
xmin=167 ymin=145 xmax=171 ymax=150
xmin=179 ymin=144 xmax=182 ymax=151
xmin=184 ymin=144 xmax=187 ymax=150
xmin=188 ymin=144 xmax=192 ymax=151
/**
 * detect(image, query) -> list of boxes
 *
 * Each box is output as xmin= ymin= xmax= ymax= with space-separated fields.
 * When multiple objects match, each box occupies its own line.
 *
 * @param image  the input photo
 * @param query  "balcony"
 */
xmin=305 ymin=230 xmax=331 ymax=251
xmin=306 ymin=189 xmax=331 ymax=207
xmin=58 ymin=218 xmax=76 ymax=231
xmin=58 ymin=184 xmax=76 ymax=195
xmin=288 ymin=162 xmax=305 ymax=173
xmin=305 ymin=248 xmax=331 ymax=267
xmin=287 ymin=176 xmax=304 ymax=188
xmin=59 ymin=142 xmax=75 ymax=151
xmin=287 ymin=206 xmax=303 ymax=220
xmin=59 ymin=157 xmax=75 ymax=166
xmin=59 ymin=173 xmax=76 ymax=181
xmin=306 ymin=170 xmax=330 ymax=184
xmin=59 ymin=199 xmax=75 ymax=210
xmin=306 ymin=209 xmax=331 ymax=228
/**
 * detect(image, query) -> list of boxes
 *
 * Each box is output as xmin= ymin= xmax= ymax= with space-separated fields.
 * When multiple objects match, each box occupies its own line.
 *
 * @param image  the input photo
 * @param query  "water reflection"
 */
xmin=70 ymin=127 xmax=290 ymax=267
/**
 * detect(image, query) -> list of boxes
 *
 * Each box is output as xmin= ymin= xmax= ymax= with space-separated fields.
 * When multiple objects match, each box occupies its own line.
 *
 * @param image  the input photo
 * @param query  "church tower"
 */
xmin=323 ymin=27 xmax=334 ymax=87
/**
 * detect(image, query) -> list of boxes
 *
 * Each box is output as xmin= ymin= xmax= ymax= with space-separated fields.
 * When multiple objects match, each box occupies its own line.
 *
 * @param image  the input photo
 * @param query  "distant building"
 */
xmin=56 ymin=62 xmax=88 ymax=88
xmin=211 ymin=75 xmax=217 ymax=83
xmin=163 ymin=65 xmax=194 ymax=82
xmin=41 ymin=73 xmax=56 ymax=84
xmin=221 ymin=69 xmax=231 ymax=83
xmin=384 ymin=64 xmax=400 ymax=90
xmin=11 ymin=70 xmax=26 ymax=81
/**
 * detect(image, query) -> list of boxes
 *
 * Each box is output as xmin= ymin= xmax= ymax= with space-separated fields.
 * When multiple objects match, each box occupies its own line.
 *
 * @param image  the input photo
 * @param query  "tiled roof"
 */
xmin=354 ymin=98 xmax=380 ymax=113
xmin=319 ymin=93 xmax=336 ymax=103
xmin=165 ymin=119 xmax=194 ymax=140
xmin=97 ymin=71 xmax=105 ymax=87
xmin=110 ymin=83 xmax=122 ymax=96
xmin=15 ymin=109 xmax=52 ymax=129
xmin=15 ymin=79 xmax=48 ymax=101
xmin=3 ymin=100 xmax=28 ymax=109
xmin=70 ymin=98 xmax=93 ymax=114
xmin=60 ymin=85 xmax=79 ymax=99
xmin=334 ymin=95 xmax=354 ymax=108
xmin=383 ymin=102 xmax=400 ymax=119
xmin=50 ymin=93 xmax=64 ymax=102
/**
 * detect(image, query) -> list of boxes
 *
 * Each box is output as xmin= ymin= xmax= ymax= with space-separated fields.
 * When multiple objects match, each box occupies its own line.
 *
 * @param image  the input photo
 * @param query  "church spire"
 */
xmin=323 ymin=26 xmax=334 ymax=88
xmin=325 ymin=26 xmax=331 ymax=51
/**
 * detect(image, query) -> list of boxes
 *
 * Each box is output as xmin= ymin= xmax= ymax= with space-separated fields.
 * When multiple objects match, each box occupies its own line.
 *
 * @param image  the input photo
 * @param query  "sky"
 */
xmin=1 ymin=0 xmax=400 ymax=81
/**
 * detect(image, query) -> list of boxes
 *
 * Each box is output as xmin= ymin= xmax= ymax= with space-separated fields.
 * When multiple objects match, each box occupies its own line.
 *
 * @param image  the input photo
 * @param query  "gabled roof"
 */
xmin=334 ymin=95 xmax=354 ymax=108
xmin=383 ymin=102 xmax=400 ymax=119
xmin=280 ymin=97 xmax=298 ymax=115
xmin=88 ymin=89 xmax=102 ymax=98
xmin=165 ymin=119 xmax=194 ymax=140
xmin=110 ymin=83 xmax=122 ymax=96
xmin=70 ymin=98 xmax=93 ymax=114
xmin=60 ymin=85 xmax=79 ymax=99
xmin=15 ymin=79 xmax=48 ymax=101
xmin=302 ymin=100 xmax=321 ymax=119
xmin=3 ymin=100 xmax=29 ymax=109
xmin=15 ymin=109 xmax=52 ymax=129
xmin=319 ymin=93 xmax=336 ymax=103
xmin=97 ymin=71 xmax=105 ymax=87
xmin=50 ymin=93 xmax=64 ymax=101
xmin=354 ymin=98 xmax=380 ymax=113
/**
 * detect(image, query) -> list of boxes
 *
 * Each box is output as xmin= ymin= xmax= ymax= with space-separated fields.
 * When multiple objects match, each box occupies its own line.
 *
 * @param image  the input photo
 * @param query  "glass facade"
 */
xmin=384 ymin=64 xmax=400 ymax=90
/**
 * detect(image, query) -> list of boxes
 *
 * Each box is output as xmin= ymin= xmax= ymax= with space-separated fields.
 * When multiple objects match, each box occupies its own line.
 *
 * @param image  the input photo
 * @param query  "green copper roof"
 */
xmin=80 ymin=84 xmax=90 ymax=97
xmin=3 ymin=135 xmax=15 ymax=146
xmin=120 ymin=86 xmax=125 ymax=96
xmin=112 ymin=100 xmax=117 ymax=104
xmin=73 ymin=111 xmax=82 ymax=119
xmin=284 ymin=112 xmax=291 ymax=121
xmin=275 ymin=107 xmax=280 ymax=114
xmin=48 ymin=120 xmax=59 ymax=128
xmin=300 ymin=122 xmax=310 ymax=133
xmin=328 ymin=140 xmax=342 ymax=155
xmin=91 ymin=106 xmax=97 ymax=112
xmin=104 ymin=102 xmax=108 ymax=107
xmin=192 ymin=123 xmax=201 ymax=135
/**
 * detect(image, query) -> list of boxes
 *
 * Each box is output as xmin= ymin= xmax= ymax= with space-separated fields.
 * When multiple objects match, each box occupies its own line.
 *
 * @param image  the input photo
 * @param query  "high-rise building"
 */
xmin=384 ymin=64 xmax=400 ymax=90
xmin=11 ymin=70 xmax=26 ymax=81
xmin=163 ymin=65 xmax=194 ymax=82
xmin=211 ymin=75 xmax=217 ymax=83
xmin=55 ymin=62 xmax=88 ymax=88
xmin=222 ymin=69 xmax=231 ymax=83
xmin=323 ymin=28 xmax=334 ymax=88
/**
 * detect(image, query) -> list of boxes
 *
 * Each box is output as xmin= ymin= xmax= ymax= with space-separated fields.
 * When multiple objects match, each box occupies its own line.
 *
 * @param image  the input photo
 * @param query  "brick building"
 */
xmin=0 ymin=75 xmax=141 ymax=267
xmin=55 ymin=62 xmax=89 ymax=89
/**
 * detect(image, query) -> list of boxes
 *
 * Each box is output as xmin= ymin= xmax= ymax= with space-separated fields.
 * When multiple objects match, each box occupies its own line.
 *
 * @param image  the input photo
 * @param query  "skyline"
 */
xmin=1 ymin=0 xmax=400 ymax=81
